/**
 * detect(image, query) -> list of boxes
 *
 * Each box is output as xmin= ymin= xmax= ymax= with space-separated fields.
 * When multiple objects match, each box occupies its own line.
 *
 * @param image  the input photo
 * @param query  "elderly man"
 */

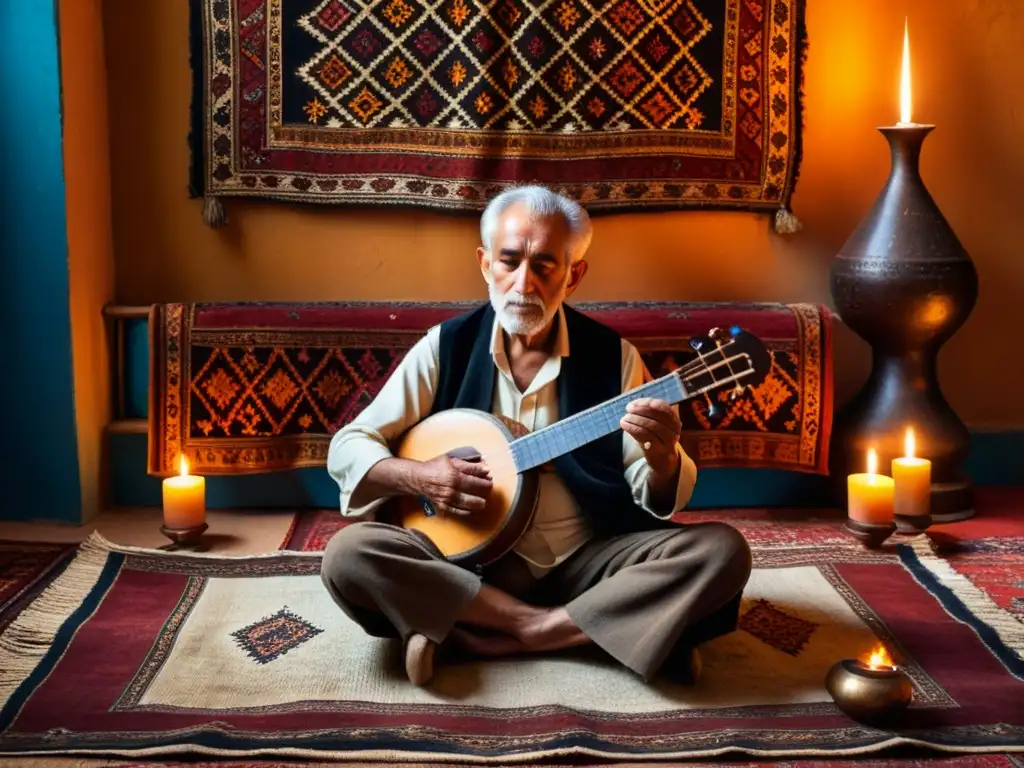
xmin=322 ymin=185 xmax=752 ymax=686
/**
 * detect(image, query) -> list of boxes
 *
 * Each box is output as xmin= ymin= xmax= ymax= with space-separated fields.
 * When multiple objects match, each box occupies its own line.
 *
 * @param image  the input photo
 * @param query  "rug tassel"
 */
xmin=772 ymin=206 xmax=803 ymax=235
xmin=0 ymin=533 xmax=113 ymax=701
xmin=203 ymin=195 xmax=227 ymax=228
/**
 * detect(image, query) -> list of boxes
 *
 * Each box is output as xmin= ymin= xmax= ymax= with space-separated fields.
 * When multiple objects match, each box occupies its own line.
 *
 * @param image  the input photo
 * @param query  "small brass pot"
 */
xmin=825 ymin=658 xmax=912 ymax=723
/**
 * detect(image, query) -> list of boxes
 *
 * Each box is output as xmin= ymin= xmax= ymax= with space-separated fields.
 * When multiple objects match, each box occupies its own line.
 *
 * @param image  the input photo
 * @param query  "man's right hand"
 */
xmin=415 ymin=454 xmax=493 ymax=517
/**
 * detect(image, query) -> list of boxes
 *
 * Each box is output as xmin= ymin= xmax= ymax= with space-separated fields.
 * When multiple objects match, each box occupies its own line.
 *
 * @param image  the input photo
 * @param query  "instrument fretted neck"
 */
xmin=510 ymin=375 xmax=685 ymax=472
xmin=508 ymin=335 xmax=755 ymax=473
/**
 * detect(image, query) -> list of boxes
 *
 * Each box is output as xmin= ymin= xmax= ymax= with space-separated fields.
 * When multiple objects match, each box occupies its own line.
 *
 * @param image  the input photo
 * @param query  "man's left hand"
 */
xmin=620 ymin=397 xmax=682 ymax=476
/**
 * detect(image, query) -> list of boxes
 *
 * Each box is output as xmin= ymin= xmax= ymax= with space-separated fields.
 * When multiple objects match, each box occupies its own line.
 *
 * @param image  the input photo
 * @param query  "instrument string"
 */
xmin=457 ymin=339 xmax=748 ymax=467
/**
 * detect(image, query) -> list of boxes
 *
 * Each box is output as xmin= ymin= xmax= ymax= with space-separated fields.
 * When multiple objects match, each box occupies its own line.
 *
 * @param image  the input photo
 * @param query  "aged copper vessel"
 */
xmin=829 ymin=125 xmax=979 ymax=521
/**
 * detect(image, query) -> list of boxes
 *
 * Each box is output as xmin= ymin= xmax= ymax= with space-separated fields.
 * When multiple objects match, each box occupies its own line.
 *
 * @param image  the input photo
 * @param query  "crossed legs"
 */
xmin=320 ymin=520 xmax=752 ymax=684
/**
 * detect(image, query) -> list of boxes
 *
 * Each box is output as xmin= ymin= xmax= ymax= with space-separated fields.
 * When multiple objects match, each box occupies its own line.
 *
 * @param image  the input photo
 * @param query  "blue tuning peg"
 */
xmin=707 ymin=401 xmax=725 ymax=422
xmin=730 ymin=325 xmax=742 ymax=337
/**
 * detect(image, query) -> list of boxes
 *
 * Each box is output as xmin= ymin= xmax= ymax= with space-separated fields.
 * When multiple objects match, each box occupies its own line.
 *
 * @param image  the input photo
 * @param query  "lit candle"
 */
xmin=162 ymin=455 xmax=206 ymax=529
xmin=896 ymin=17 xmax=915 ymax=126
xmin=892 ymin=426 xmax=931 ymax=519
xmin=847 ymin=448 xmax=894 ymax=525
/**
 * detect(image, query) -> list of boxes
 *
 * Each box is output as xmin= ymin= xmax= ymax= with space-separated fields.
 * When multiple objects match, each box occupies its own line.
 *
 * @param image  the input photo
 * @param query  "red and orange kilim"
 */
xmin=147 ymin=302 xmax=832 ymax=476
xmin=188 ymin=0 xmax=807 ymax=216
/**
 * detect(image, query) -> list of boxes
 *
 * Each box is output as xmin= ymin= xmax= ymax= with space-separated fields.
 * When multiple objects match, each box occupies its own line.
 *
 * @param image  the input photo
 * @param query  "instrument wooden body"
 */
xmin=394 ymin=410 xmax=540 ymax=568
xmin=392 ymin=326 xmax=771 ymax=569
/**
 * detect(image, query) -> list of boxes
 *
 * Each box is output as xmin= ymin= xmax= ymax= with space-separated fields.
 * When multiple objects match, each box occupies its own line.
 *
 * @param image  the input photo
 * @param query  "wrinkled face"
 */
xmin=478 ymin=203 xmax=587 ymax=337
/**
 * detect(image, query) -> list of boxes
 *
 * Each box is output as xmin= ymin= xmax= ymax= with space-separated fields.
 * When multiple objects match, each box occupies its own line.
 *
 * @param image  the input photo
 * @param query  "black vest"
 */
xmin=431 ymin=302 xmax=674 ymax=538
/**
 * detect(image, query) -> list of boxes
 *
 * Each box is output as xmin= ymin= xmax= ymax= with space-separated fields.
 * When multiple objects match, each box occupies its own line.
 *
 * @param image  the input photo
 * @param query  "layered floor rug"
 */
xmin=3 ymin=757 xmax=1023 ymax=768
xmin=0 ymin=542 xmax=77 ymax=634
xmin=1 ymin=509 xmax=1022 ymax=762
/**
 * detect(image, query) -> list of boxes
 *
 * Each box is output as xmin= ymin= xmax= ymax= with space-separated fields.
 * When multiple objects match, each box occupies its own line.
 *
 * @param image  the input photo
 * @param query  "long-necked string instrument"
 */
xmin=390 ymin=326 xmax=772 ymax=567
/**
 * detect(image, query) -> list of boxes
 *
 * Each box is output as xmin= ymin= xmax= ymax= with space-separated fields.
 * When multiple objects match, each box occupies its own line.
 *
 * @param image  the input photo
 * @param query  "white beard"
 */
xmin=489 ymin=281 xmax=559 ymax=337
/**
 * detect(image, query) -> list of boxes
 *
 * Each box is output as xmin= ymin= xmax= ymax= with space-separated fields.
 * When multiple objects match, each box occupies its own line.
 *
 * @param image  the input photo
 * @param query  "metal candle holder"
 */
xmin=894 ymin=511 xmax=932 ymax=535
xmin=826 ymin=657 xmax=913 ymax=723
xmin=843 ymin=518 xmax=896 ymax=549
xmin=160 ymin=523 xmax=209 ymax=551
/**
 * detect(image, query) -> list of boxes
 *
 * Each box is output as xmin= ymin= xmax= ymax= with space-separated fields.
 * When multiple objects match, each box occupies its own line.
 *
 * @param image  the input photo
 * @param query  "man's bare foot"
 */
xmin=449 ymin=627 xmax=528 ymax=656
xmin=449 ymin=607 xmax=591 ymax=657
xmin=404 ymin=633 xmax=436 ymax=685
xmin=452 ymin=586 xmax=592 ymax=656
xmin=514 ymin=607 xmax=591 ymax=652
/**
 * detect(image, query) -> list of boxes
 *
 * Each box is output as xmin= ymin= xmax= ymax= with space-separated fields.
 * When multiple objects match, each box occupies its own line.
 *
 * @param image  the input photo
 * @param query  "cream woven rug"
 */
xmin=0 ymin=533 xmax=1021 ymax=761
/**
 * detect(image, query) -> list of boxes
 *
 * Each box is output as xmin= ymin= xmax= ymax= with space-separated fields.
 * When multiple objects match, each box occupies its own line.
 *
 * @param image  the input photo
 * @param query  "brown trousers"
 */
xmin=320 ymin=520 xmax=752 ymax=682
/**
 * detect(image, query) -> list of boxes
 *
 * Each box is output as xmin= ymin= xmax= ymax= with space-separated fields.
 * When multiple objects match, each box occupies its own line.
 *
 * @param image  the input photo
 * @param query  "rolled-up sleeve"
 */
xmin=327 ymin=326 xmax=441 ymax=518
xmin=619 ymin=339 xmax=698 ymax=519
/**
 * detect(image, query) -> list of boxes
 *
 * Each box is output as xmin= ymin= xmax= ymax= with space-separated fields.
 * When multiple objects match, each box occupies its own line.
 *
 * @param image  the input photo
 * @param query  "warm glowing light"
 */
xmin=179 ymin=455 xmax=190 ymax=477
xmin=899 ymin=17 xmax=912 ymax=124
xmin=904 ymin=427 xmax=915 ymax=458
xmin=864 ymin=644 xmax=896 ymax=670
xmin=866 ymin=447 xmax=878 ymax=475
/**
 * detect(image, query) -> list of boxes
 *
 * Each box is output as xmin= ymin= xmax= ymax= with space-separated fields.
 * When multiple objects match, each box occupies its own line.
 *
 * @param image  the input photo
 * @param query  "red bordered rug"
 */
xmin=0 ymin=530 xmax=1021 ymax=761
xmin=0 ymin=541 xmax=77 ymax=634
xmin=58 ymin=756 xmax=1024 ymax=768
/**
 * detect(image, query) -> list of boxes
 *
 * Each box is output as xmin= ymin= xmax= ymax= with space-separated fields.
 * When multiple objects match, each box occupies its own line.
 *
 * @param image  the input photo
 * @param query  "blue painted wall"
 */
xmin=0 ymin=0 xmax=82 ymax=522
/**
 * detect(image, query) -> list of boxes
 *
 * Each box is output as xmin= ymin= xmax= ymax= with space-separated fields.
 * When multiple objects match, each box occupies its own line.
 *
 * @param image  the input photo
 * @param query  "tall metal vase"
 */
xmin=829 ymin=124 xmax=979 ymax=521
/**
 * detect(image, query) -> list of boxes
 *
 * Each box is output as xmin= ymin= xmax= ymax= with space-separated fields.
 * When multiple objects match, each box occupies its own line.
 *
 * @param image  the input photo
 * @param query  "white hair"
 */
xmin=479 ymin=185 xmax=593 ymax=264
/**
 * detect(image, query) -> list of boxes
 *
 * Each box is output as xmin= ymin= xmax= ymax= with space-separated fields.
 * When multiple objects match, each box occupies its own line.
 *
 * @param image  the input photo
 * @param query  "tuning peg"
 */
xmin=708 ymin=327 xmax=729 ymax=343
xmin=707 ymin=400 xmax=726 ymax=423
xmin=704 ymin=393 xmax=725 ymax=423
xmin=689 ymin=336 xmax=707 ymax=351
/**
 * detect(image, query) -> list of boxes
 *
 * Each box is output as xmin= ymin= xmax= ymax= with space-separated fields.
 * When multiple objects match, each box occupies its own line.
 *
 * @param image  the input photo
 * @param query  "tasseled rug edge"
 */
xmin=0 ymin=533 xmax=115 ymax=703
xmin=772 ymin=206 xmax=803 ymax=235
xmin=203 ymin=196 xmax=228 ymax=227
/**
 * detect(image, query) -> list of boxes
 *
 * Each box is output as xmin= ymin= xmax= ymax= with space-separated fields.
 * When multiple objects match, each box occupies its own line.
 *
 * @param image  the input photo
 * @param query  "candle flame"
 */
xmin=866 ymin=447 xmax=878 ymax=475
xmin=899 ymin=17 xmax=912 ymax=124
xmin=179 ymin=455 xmax=189 ymax=477
xmin=865 ymin=644 xmax=896 ymax=670
xmin=905 ymin=427 xmax=915 ymax=458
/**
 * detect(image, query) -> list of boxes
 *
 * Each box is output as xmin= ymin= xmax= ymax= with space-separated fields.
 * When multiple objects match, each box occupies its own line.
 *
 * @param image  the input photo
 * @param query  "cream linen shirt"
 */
xmin=326 ymin=305 xmax=698 ymax=577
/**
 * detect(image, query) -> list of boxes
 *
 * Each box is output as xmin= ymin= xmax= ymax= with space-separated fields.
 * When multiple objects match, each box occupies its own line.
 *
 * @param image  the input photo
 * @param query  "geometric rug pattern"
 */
xmin=1 ymin=527 xmax=1021 ymax=761
xmin=189 ymin=0 xmax=806 ymax=219
xmin=148 ymin=301 xmax=832 ymax=476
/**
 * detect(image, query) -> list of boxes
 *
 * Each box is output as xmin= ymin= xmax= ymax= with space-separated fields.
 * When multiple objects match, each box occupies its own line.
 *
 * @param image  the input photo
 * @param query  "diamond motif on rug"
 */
xmin=295 ymin=0 xmax=712 ymax=131
xmin=231 ymin=606 xmax=324 ymax=664
xmin=738 ymin=598 xmax=818 ymax=656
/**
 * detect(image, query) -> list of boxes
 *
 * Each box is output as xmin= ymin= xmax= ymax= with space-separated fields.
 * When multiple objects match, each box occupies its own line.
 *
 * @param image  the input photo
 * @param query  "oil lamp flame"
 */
xmin=865 ymin=644 xmax=896 ymax=670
